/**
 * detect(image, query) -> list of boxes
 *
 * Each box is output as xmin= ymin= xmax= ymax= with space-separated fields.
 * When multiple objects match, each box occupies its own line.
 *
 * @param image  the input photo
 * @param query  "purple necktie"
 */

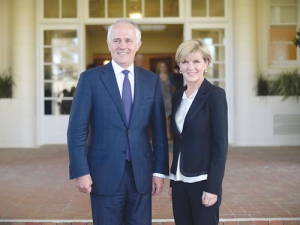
xmin=122 ymin=70 xmax=132 ymax=161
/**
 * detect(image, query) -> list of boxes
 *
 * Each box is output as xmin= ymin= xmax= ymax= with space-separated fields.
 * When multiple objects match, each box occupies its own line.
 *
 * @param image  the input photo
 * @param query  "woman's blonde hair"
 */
xmin=175 ymin=39 xmax=211 ymax=65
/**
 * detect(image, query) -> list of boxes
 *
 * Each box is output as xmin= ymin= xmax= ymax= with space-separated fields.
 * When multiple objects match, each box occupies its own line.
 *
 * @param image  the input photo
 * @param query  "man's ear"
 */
xmin=107 ymin=41 xmax=111 ymax=51
xmin=136 ymin=41 xmax=142 ymax=51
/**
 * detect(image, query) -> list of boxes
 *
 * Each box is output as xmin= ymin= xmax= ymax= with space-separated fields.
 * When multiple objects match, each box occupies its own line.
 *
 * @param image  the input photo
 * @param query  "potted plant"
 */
xmin=255 ymin=69 xmax=300 ymax=100
xmin=271 ymin=70 xmax=300 ymax=100
xmin=292 ymin=28 xmax=300 ymax=48
xmin=0 ymin=67 xmax=14 ymax=98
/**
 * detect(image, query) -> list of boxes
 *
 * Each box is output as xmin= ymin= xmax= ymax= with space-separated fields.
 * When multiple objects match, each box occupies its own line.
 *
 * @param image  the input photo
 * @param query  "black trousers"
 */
xmin=172 ymin=180 xmax=221 ymax=225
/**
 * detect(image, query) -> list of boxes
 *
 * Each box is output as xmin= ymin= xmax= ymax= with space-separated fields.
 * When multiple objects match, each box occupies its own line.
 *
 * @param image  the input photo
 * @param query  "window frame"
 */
xmin=268 ymin=0 xmax=300 ymax=68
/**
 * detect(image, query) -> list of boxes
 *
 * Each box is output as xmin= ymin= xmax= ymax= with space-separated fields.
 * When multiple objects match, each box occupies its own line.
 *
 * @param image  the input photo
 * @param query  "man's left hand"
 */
xmin=152 ymin=177 xmax=164 ymax=196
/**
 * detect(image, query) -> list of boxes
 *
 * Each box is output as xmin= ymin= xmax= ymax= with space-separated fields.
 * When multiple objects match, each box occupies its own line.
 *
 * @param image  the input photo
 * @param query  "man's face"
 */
xmin=107 ymin=22 xmax=142 ymax=68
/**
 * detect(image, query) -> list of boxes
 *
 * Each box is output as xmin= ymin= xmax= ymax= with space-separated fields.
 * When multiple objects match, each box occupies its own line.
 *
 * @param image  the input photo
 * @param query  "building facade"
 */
xmin=0 ymin=0 xmax=299 ymax=148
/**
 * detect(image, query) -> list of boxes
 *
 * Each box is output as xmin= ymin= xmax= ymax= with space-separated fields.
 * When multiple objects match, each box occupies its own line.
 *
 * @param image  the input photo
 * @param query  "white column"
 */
xmin=0 ymin=0 xmax=12 ymax=71
xmin=11 ymin=0 xmax=36 ymax=147
xmin=232 ymin=0 xmax=258 ymax=145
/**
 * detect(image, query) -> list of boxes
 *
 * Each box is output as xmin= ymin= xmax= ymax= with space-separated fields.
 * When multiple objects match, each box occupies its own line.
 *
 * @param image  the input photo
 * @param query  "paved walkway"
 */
xmin=0 ymin=145 xmax=299 ymax=224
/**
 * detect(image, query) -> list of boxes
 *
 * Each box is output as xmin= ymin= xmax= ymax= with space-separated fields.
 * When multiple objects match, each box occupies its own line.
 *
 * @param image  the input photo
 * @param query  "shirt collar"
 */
xmin=111 ymin=60 xmax=134 ymax=75
xmin=182 ymin=89 xmax=199 ymax=100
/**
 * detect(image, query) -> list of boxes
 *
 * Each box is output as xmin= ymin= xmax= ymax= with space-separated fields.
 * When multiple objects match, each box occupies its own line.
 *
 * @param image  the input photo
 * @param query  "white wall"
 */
xmin=232 ymin=0 xmax=300 ymax=146
xmin=0 ymin=0 xmax=37 ymax=148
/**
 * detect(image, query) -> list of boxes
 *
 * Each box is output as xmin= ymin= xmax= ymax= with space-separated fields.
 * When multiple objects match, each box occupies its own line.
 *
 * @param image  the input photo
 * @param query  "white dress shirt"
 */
xmin=111 ymin=60 xmax=167 ymax=179
xmin=169 ymin=89 xmax=208 ymax=183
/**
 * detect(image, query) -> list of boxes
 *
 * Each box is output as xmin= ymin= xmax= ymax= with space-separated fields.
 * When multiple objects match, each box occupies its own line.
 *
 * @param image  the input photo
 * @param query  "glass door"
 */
xmin=185 ymin=24 xmax=228 ymax=90
xmin=38 ymin=27 xmax=80 ymax=144
xmin=185 ymin=24 xmax=233 ymax=143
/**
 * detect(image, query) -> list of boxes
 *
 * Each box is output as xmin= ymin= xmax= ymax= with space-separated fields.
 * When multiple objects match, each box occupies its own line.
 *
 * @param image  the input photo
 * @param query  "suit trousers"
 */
xmin=172 ymin=180 xmax=221 ymax=225
xmin=90 ymin=161 xmax=151 ymax=225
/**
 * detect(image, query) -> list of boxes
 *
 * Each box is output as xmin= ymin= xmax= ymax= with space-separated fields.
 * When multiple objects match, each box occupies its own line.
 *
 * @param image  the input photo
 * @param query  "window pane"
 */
xmin=44 ymin=30 xmax=77 ymax=45
xmin=108 ymin=0 xmax=123 ymax=18
xmin=208 ymin=80 xmax=225 ymax=89
xmin=44 ymin=48 xmax=53 ymax=62
xmin=62 ymin=0 xmax=77 ymax=18
xmin=145 ymin=0 xmax=160 ymax=17
xmin=44 ymin=0 xmax=59 ymax=18
xmin=163 ymin=0 xmax=179 ymax=17
xmin=206 ymin=63 xmax=225 ymax=79
xmin=44 ymin=64 xmax=78 ymax=81
xmin=127 ymin=0 xmax=142 ymax=18
xmin=270 ymin=44 xmax=297 ymax=61
xmin=280 ymin=6 xmax=297 ymax=23
xmin=209 ymin=0 xmax=224 ymax=17
xmin=210 ymin=46 xmax=225 ymax=61
xmin=44 ymin=98 xmax=75 ymax=115
xmin=44 ymin=82 xmax=77 ymax=97
xmin=89 ymin=0 xmax=105 ymax=18
xmin=270 ymin=26 xmax=296 ymax=42
xmin=192 ymin=0 xmax=206 ymax=17
xmin=271 ymin=0 xmax=297 ymax=5
xmin=192 ymin=29 xmax=225 ymax=44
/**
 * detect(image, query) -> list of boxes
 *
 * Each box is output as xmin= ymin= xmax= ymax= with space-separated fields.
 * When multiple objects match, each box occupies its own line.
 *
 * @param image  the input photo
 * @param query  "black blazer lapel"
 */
xmin=182 ymin=79 xmax=211 ymax=131
xmin=99 ymin=62 xmax=128 ymax=127
xmin=172 ymin=87 xmax=186 ymax=137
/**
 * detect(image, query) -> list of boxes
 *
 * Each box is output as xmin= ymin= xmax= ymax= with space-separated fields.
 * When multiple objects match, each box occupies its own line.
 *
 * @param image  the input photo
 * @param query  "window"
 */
xmin=89 ymin=0 xmax=179 ymax=18
xmin=269 ymin=0 xmax=299 ymax=62
xmin=43 ymin=30 xmax=79 ymax=115
xmin=192 ymin=29 xmax=226 ymax=89
xmin=44 ymin=0 xmax=77 ymax=18
xmin=191 ymin=0 xmax=224 ymax=17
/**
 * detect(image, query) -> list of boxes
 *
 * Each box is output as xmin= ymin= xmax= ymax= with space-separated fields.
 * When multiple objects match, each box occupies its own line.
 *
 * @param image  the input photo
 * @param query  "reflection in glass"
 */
xmin=209 ymin=0 xmax=224 ymax=17
xmin=270 ymin=44 xmax=297 ymax=61
xmin=44 ymin=64 xmax=78 ymax=81
xmin=44 ymin=99 xmax=74 ymax=115
xmin=108 ymin=0 xmax=123 ymax=17
xmin=127 ymin=0 xmax=141 ymax=18
xmin=44 ymin=30 xmax=77 ymax=45
xmin=145 ymin=0 xmax=160 ymax=17
xmin=210 ymin=80 xmax=225 ymax=89
xmin=192 ymin=29 xmax=225 ymax=44
xmin=44 ymin=81 xmax=77 ymax=97
xmin=280 ymin=7 xmax=297 ymax=23
xmin=163 ymin=0 xmax=179 ymax=17
xmin=62 ymin=0 xmax=77 ymax=18
xmin=270 ymin=26 xmax=296 ymax=42
xmin=89 ymin=0 xmax=105 ymax=18
xmin=44 ymin=48 xmax=52 ymax=63
xmin=192 ymin=0 xmax=206 ymax=17
xmin=44 ymin=0 xmax=59 ymax=18
xmin=206 ymin=64 xmax=225 ymax=79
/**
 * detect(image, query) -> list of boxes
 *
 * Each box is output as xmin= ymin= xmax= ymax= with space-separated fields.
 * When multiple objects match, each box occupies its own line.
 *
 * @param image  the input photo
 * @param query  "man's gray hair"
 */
xmin=107 ymin=19 xmax=141 ymax=43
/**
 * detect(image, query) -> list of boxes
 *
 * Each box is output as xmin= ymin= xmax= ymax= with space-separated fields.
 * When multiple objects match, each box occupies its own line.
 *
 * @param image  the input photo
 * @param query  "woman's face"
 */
xmin=179 ymin=52 xmax=208 ymax=85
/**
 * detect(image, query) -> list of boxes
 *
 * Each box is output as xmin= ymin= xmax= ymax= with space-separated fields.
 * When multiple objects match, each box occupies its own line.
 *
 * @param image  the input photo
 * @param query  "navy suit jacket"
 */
xmin=67 ymin=62 xmax=169 ymax=195
xmin=170 ymin=78 xmax=228 ymax=195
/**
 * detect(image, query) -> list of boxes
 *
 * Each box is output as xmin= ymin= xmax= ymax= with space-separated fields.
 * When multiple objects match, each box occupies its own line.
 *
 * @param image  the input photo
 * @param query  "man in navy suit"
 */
xmin=67 ymin=19 xmax=169 ymax=225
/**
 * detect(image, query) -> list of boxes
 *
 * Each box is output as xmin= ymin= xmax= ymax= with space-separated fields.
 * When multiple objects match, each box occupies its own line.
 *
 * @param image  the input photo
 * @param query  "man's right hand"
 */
xmin=76 ymin=174 xmax=93 ymax=194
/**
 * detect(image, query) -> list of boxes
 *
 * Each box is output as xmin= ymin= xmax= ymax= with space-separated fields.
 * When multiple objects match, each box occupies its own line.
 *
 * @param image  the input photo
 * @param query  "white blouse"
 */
xmin=169 ymin=89 xmax=208 ymax=183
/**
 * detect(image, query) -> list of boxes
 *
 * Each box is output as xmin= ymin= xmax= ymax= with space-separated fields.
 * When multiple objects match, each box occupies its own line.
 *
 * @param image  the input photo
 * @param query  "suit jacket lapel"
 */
xmin=182 ymin=79 xmax=211 ymax=132
xmin=99 ymin=63 xmax=128 ymax=127
xmin=129 ymin=66 xmax=143 ymax=126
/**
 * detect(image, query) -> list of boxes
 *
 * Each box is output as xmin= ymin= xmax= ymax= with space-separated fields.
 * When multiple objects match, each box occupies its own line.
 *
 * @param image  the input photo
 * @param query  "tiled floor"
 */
xmin=0 ymin=145 xmax=299 ymax=224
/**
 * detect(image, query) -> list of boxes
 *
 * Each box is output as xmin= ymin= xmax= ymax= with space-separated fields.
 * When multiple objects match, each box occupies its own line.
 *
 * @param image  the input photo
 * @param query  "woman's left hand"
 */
xmin=201 ymin=191 xmax=217 ymax=207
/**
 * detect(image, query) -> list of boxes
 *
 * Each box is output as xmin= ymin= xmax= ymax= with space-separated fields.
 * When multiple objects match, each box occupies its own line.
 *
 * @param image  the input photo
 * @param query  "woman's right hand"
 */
xmin=168 ymin=187 xmax=172 ymax=200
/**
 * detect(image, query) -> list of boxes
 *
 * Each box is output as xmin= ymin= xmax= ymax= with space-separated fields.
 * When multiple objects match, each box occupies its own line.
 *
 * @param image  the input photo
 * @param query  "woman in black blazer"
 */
xmin=168 ymin=39 xmax=228 ymax=225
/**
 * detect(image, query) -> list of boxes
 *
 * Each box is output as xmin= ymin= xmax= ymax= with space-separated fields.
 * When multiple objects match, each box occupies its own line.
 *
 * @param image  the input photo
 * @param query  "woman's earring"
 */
xmin=179 ymin=70 xmax=182 ymax=74
xmin=204 ymin=69 xmax=207 ymax=73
